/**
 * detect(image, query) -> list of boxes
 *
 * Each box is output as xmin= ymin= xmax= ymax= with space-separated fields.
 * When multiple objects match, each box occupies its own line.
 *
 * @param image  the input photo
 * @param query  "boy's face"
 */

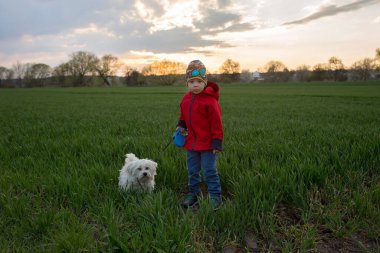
xmin=187 ymin=79 xmax=206 ymax=94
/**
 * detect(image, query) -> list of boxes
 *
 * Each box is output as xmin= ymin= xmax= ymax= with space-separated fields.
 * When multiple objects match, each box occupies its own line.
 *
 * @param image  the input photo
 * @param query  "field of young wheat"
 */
xmin=0 ymin=81 xmax=379 ymax=252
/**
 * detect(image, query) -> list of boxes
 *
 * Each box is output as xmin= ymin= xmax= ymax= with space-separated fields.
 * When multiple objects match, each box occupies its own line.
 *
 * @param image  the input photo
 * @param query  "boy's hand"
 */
xmin=213 ymin=149 xmax=220 ymax=154
xmin=176 ymin=127 xmax=187 ymax=135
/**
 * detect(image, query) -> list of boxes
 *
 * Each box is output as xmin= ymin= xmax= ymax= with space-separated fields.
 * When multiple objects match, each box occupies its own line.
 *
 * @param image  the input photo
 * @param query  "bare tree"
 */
xmin=24 ymin=63 xmax=52 ymax=87
xmin=311 ymin=63 xmax=329 ymax=81
xmin=328 ymin=56 xmax=346 ymax=81
xmin=68 ymin=51 xmax=98 ymax=86
xmin=141 ymin=65 xmax=151 ymax=76
xmin=52 ymin=63 xmax=72 ymax=86
xmin=351 ymin=58 xmax=374 ymax=80
xmin=295 ymin=65 xmax=311 ymax=82
xmin=0 ymin=66 xmax=10 ymax=80
xmin=53 ymin=63 xmax=70 ymax=77
xmin=328 ymin=57 xmax=344 ymax=70
xmin=11 ymin=62 xmax=26 ymax=79
xmin=142 ymin=60 xmax=185 ymax=85
xmin=94 ymin=54 xmax=122 ymax=86
xmin=124 ymin=65 xmax=142 ymax=86
xmin=31 ymin=63 xmax=51 ymax=79
xmin=143 ymin=60 xmax=185 ymax=75
xmin=375 ymin=48 xmax=380 ymax=70
xmin=0 ymin=66 xmax=10 ymax=87
xmin=262 ymin=60 xmax=290 ymax=82
xmin=219 ymin=59 xmax=240 ymax=74
xmin=11 ymin=61 xmax=27 ymax=87
xmin=218 ymin=59 xmax=241 ymax=82
xmin=263 ymin=60 xmax=287 ymax=73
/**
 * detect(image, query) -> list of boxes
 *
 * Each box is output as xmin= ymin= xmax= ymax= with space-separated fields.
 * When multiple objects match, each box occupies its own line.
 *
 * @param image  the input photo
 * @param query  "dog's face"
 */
xmin=128 ymin=159 xmax=157 ymax=183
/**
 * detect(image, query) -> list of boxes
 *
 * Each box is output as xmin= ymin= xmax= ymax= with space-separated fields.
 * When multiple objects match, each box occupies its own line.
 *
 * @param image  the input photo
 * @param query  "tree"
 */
xmin=11 ymin=61 xmax=27 ymax=87
xmin=52 ymin=63 xmax=72 ymax=87
xmin=295 ymin=65 xmax=311 ymax=82
xmin=263 ymin=60 xmax=286 ymax=73
xmin=0 ymin=66 xmax=8 ymax=79
xmin=24 ymin=63 xmax=52 ymax=87
xmin=0 ymin=66 xmax=10 ymax=87
xmin=261 ymin=60 xmax=290 ymax=82
xmin=143 ymin=60 xmax=185 ymax=76
xmin=328 ymin=56 xmax=346 ymax=81
xmin=311 ymin=63 xmax=328 ymax=81
xmin=219 ymin=59 xmax=241 ymax=82
xmin=351 ymin=58 xmax=374 ymax=80
xmin=142 ymin=60 xmax=185 ymax=86
xmin=124 ymin=66 xmax=142 ymax=86
xmin=328 ymin=57 xmax=344 ymax=71
xmin=53 ymin=63 xmax=71 ymax=78
xmin=375 ymin=48 xmax=380 ymax=70
xmin=219 ymin=59 xmax=240 ymax=74
xmin=67 ymin=51 xmax=98 ymax=86
xmin=0 ymin=66 xmax=12 ymax=80
xmin=31 ymin=63 xmax=51 ymax=79
xmin=94 ymin=54 xmax=122 ymax=86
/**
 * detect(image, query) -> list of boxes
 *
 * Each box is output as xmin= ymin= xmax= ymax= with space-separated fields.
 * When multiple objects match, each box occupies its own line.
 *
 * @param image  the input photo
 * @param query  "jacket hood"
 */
xmin=202 ymin=81 xmax=220 ymax=100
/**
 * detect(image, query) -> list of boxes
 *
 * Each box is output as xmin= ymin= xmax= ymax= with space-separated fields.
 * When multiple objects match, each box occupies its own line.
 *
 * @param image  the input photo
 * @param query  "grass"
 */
xmin=0 ymin=81 xmax=379 ymax=252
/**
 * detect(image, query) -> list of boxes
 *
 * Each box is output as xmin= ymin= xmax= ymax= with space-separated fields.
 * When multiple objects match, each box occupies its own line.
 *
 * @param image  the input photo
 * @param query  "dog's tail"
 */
xmin=125 ymin=153 xmax=138 ymax=163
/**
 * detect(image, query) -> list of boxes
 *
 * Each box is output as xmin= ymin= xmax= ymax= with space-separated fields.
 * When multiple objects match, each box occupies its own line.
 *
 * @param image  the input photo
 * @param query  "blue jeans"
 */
xmin=186 ymin=150 xmax=221 ymax=197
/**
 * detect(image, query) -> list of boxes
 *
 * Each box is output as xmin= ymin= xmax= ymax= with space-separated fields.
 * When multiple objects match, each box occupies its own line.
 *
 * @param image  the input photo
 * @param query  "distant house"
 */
xmin=371 ymin=71 xmax=380 ymax=79
xmin=252 ymin=71 xmax=264 ymax=81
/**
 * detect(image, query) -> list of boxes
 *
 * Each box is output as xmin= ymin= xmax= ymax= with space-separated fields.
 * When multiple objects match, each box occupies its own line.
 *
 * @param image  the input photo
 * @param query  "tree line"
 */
xmin=0 ymin=48 xmax=379 ymax=88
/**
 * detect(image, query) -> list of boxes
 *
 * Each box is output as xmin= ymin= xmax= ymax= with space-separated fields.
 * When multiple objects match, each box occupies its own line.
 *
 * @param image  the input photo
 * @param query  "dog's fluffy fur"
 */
xmin=118 ymin=153 xmax=157 ymax=193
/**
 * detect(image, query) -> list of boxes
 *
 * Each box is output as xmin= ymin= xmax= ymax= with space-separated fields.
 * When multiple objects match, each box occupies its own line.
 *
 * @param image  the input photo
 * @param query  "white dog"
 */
xmin=118 ymin=153 xmax=157 ymax=193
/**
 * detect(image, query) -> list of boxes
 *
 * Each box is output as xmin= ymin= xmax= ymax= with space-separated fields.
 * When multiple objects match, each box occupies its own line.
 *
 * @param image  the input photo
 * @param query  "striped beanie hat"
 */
xmin=186 ymin=60 xmax=207 ymax=84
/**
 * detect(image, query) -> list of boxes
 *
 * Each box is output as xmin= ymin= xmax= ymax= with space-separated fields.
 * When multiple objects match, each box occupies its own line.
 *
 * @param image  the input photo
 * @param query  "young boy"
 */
xmin=177 ymin=60 xmax=223 ymax=210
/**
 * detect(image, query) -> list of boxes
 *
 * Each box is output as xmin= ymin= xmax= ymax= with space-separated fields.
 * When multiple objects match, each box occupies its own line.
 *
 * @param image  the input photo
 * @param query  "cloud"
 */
xmin=127 ymin=27 xmax=223 ymax=53
xmin=0 ymin=0 xmax=134 ymax=39
xmin=194 ymin=8 xmax=255 ymax=35
xmin=217 ymin=0 xmax=233 ymax=7
xmin=123 ymin=1 xmax=254 ymax=52
xmin=197 ymin=8 xmax=240 ymax=30
xmin=0 ymin=0 xmax=253 ymax=69
xmin=283 ymin=0 xmax=380 ymax=26
xmin=218 ymin=22 xmax=256 ymax=33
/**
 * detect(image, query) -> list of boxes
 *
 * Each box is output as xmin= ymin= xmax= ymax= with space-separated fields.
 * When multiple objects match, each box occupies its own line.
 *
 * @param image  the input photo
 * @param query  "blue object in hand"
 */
xmin=173 ymin=128 xmax=187 ymax=147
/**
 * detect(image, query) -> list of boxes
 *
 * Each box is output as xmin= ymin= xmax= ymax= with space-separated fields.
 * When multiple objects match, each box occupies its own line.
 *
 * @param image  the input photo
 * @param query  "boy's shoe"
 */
xmin=210 ymin=195 xmax=222 ymax=210
xmin=182 ymin=194 xmax=198 ymax=208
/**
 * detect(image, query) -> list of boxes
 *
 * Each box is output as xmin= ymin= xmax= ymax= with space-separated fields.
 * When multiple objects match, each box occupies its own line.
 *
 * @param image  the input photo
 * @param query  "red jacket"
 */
xmin=178 ymin=81 xmax=223 ymax=151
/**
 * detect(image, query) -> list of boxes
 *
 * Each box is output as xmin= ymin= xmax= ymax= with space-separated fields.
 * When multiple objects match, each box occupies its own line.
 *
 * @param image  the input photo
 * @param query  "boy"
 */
xmin=177 ymin=60 xmax=223 ymax=210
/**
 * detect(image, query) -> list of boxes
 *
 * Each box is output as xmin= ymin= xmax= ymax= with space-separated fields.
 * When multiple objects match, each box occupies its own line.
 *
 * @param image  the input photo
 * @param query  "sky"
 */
xmin=0 ymin=0 xmax=379 ymax=72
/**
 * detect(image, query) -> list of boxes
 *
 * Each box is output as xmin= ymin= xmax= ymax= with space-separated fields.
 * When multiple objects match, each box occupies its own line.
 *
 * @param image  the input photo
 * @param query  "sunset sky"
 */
xmin=0 ymin=0 xmax=379 ymax=72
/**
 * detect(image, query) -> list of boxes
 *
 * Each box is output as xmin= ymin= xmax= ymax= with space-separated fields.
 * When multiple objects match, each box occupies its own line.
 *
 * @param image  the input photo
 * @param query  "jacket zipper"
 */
xmin=189 ymin=94 xmax=197 ymax=150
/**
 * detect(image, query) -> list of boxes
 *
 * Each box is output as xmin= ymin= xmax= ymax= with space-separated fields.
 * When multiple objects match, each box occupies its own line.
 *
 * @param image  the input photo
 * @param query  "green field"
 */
xmin=1 ymin=82 xmax=379 ymax=252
